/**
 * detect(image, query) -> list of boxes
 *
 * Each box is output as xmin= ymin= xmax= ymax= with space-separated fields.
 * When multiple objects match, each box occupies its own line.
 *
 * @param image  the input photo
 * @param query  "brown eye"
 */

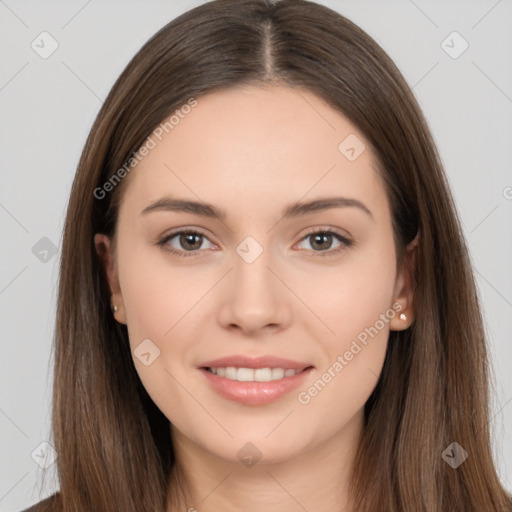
xmin=158 ymin=230 xmax=214 ymax=257
xmin=296 ymin=229 xmax=352 ymax=256
xmin=177 ymin=232 xmax=203 ymax=251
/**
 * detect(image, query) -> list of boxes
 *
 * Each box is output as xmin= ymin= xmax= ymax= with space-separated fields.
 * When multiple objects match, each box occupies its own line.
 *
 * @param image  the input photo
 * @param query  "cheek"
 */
xmin=294 ymin=300 xmax=392 ymax=435
xmin=291 ymin=230 xmax=397 ymax=348
xmin=119 ymin=240 xmax=210 ymax=346
xmin=292 ymin=235 xmax=396 ymax=412
xmin=117 ymin=244 xmax=215 ymax=423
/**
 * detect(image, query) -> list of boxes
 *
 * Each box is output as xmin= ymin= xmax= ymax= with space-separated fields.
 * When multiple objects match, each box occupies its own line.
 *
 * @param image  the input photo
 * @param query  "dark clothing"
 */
xmin=20 ymin=492 xmax=60 ymax=512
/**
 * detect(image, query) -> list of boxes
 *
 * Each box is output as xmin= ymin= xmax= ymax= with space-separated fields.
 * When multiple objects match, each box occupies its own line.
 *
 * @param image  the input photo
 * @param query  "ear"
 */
xmin=94 ymin=233 xmax=127 ymax=325
xmin=389 ymin=234 xmax=418 ymax=331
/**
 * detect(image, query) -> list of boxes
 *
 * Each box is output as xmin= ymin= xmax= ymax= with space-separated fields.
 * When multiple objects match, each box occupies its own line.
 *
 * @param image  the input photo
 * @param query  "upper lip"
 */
xmin=199 ymin=355 xmax=313 ymax=371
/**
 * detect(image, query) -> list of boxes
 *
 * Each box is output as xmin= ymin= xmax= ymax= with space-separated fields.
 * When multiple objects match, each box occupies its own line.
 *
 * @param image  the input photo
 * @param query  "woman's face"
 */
xmin=96 ymin=85 xmax=415 ymax=466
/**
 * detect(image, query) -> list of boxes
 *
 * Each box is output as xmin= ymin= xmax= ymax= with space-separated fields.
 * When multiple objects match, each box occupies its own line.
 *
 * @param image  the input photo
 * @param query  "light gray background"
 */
xmin=1 ymin=1 xmax=511 ymax=510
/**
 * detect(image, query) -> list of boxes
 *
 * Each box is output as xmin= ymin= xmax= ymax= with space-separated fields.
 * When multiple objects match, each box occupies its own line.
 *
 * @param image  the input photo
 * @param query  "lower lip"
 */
xmin=199 ymin=367 xmax=314 ymax=406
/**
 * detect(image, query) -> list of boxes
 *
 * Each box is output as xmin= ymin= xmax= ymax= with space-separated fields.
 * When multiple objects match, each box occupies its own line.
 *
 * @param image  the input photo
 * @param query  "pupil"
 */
xmin=311 ymin=233 xmax=331 ymax=250
xmin=182 ymin=233 xmax=201 ymax=250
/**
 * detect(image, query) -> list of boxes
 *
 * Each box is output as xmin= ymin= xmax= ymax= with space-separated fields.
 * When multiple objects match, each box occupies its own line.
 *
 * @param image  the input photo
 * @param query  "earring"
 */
xmin=111 ymin=304 xmax=118 ymax=313
xmin=399 ymin=313 xmax=407 ymax=321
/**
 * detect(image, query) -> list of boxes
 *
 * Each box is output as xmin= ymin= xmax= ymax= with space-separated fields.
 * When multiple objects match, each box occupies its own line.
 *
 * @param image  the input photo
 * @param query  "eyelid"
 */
xmin=293 ymin=226 xmax=353 ymax=256
xmin=158 ymin=226 xmax=214 ymax=242
xmin=156 ymin=225 xmax=353 ymax=258
xmin=298 ymin=225 xmax=352 ymax=241
xmin=156 ymin=226 xmax=217 ymax=257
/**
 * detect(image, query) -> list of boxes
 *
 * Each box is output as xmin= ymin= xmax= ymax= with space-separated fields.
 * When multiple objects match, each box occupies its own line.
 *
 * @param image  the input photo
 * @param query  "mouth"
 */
xmin=198 ymin=363 xmax=314 ymax=406
xmin=201 ymin=366 xmax=312 ymax=382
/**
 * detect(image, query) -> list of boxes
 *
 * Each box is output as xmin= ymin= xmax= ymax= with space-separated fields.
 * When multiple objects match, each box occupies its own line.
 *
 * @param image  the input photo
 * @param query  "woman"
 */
xmin=25 ymin=0 xmax=512 ymax=510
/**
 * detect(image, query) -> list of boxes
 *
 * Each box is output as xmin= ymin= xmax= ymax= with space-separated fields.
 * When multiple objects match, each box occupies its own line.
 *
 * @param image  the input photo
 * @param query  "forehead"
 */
xmin=120 ymin=85 xmax=387 ymax=221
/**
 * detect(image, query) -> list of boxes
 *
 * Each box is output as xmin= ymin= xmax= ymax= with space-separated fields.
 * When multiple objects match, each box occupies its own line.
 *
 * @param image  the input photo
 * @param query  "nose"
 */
xmin=217 ymin=246 xmax=292 ymax=336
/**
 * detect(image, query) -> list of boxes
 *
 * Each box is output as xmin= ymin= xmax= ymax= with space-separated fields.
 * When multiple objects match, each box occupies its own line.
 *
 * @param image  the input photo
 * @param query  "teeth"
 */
xmin=208 ymin=366 xmax=302 ymax=382
xmin=225 ymin=367 xmax=238 ymax=380
xmin=255 ymin=368 xmax=272 ymax=381
xmin=271 ymin=368 xmax=284 ymax=380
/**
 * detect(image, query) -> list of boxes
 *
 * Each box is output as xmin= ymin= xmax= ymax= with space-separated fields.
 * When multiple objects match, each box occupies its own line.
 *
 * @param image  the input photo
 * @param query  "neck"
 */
xmin=166 ymin=411 xmax=363 ymax=512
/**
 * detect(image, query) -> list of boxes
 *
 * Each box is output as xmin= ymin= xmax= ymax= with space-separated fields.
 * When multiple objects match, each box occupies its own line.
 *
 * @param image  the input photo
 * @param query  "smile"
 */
xmin=199 ymin=366 xmax=314 ymax=406
xmin=205 ymin=366 xmax=302 ymax=381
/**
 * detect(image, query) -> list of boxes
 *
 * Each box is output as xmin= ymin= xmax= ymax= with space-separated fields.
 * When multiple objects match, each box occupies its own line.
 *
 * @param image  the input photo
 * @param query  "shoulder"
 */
xmin=20 ymin=492 xmax=61 ymax=512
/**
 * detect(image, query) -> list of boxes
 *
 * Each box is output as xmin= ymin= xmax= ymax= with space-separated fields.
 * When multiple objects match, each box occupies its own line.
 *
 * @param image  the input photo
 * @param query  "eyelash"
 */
xmin=156 ymin=227 xmax=353 ymax=258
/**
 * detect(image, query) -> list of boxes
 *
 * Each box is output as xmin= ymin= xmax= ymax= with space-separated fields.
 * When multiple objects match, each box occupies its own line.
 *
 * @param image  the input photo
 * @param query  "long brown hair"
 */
xmin=43 ymin=0 xmax=512 ymax=510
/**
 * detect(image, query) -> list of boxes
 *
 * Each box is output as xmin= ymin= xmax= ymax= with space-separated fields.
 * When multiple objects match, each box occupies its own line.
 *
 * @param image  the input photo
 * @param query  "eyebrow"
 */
xmin=140 ymin=196 xmax=373 ymax=220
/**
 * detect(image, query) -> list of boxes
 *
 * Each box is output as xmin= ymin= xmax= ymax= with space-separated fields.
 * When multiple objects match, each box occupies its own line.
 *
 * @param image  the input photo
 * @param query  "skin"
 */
xmin=95 ymin=84 xmax=417 ymax=511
